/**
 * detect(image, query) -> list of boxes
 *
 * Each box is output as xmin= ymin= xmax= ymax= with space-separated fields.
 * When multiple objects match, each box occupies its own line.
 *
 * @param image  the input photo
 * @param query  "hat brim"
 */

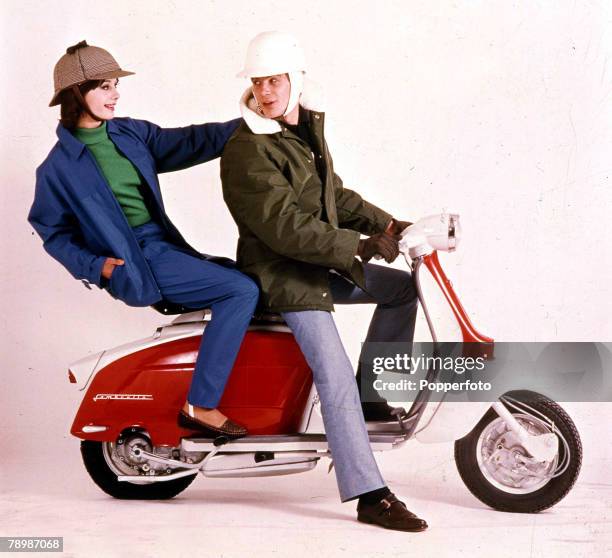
xmin=48 ymin=69 xmax=135 ymax=107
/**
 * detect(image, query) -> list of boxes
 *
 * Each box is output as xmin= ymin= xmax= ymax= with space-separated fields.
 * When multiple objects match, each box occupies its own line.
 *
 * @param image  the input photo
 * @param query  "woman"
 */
xmin=221 ymin=31 xmax=427 ymax=532
xmin=28 ymin=41 xmax=257 ymax=438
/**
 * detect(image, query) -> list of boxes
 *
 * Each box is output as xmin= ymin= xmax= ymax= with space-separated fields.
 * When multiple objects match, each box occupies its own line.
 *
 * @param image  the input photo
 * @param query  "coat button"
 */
xmin=314 ymin=114 xmax=320 ymax=119
xmin=322 ymin=292 xmax=327 ymax=297
xmin=306 ymin=158 xmax=312 ymax=163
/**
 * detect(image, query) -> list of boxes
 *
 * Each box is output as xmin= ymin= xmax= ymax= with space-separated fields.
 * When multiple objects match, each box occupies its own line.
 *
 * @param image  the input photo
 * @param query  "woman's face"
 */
xmin=251 ymin=74 xmax=290 ymax=119
xmin=83 ymin=79 xmax=120 ymax=121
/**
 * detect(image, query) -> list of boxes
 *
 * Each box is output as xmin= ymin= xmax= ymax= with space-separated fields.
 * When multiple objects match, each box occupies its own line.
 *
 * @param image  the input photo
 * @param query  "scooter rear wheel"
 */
xmin=81 ymin=440 xmax=197 ymax=499
xmin=454 ymin=390 xmax=582 ymax=513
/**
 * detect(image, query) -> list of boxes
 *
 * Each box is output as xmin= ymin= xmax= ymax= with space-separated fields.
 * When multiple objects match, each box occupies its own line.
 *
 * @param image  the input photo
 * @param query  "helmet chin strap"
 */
xmin=71 ymin=85 xmax=103 ymax=123
xmin=283 ymin=71 xmax=304 ymax=116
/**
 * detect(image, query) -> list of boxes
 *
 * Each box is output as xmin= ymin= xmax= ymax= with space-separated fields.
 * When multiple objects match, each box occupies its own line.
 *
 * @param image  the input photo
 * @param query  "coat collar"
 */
xmin=240 ymin=78 xmax=326 ymax=135
xmin=56 ymin=123 xmax=87 ymax=159
xmin=56 ymin=119 xmax=123 ymax=160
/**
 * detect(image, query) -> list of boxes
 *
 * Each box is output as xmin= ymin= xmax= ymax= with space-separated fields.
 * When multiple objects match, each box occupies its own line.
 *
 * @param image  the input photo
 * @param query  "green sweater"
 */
xmin=74 ymin=123 xmax=151 ymax=227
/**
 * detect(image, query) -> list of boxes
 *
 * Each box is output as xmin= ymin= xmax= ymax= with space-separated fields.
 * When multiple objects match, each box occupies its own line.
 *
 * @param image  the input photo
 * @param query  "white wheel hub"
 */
xmin=476 ymin=413 xmax=558 ymax=494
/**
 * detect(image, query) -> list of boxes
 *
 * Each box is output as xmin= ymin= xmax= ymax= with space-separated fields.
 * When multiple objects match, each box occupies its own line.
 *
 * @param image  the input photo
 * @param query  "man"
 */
xmin=221 ymin=31 xmax=426 ymax=531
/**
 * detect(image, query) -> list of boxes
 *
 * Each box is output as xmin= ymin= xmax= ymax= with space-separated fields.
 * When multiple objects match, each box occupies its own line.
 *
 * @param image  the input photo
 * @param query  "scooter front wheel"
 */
xmin=81 ymin=439 xmax=197 ymax=500
xmin=454 ymin=390 xmax=582 ymax=513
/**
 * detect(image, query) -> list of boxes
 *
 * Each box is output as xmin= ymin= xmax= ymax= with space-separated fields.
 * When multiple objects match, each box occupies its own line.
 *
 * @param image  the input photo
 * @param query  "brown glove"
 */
xmin=358 ymin=233 xmax=401 ymax=263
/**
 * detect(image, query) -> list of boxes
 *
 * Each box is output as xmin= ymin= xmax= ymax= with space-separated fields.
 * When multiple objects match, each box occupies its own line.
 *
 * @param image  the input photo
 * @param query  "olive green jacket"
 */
xmin=221 ymin=84 xmax=393 ymax=312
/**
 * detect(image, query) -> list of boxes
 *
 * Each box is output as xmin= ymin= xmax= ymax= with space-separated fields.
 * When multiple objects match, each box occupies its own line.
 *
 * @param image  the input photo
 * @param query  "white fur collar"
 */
xmin=239 ymin=78 xmax=326 ymax=135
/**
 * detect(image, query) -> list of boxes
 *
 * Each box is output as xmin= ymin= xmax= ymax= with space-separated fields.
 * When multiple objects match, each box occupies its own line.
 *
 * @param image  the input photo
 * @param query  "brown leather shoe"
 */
xmin=178 ymin=405 xmax=248 ymax=439
xmin=357 ymin=493 xmax=428 ymax=532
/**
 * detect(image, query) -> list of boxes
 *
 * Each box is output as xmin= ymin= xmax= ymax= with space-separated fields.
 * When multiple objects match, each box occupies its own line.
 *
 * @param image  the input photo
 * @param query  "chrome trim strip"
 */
xmin=81 ymin=425 xmax=108 ymax=433
xmin=181 ymin=433 xmax=407 ymax=453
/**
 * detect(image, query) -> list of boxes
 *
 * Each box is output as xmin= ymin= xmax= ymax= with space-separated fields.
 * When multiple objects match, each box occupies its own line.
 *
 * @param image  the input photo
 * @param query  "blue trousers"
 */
xmin=283 ymin=263 xmax=418 ymax=502
xmin=133 ymin=222 xmax=259 ymax=408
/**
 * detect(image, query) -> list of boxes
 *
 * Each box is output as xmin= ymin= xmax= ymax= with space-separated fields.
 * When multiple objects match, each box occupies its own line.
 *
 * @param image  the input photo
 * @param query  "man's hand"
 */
xmin=385 ymin=218 xmax=413 ymax=236
xmin=101 ymin=257 xmax=125 ymax=280
xmin=358 ymin=233 xmax=401 ymax=263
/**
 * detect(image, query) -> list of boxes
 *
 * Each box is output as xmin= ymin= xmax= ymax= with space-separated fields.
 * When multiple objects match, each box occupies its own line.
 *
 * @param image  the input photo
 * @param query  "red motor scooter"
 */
xmin=68 ymin=214 xmax=582 ymax=512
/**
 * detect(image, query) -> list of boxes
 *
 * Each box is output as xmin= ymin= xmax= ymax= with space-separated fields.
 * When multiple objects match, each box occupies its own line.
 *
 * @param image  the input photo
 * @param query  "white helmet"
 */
xmin=237 ymin=31 xmax=306 ymax=78
xmin=238 ymin=31 xmax=306 ymax=117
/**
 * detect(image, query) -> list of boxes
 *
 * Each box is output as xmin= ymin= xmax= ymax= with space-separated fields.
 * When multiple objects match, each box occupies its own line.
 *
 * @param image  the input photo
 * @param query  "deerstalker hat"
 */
xmin=49 ymin=40 xmax=134 ymax=107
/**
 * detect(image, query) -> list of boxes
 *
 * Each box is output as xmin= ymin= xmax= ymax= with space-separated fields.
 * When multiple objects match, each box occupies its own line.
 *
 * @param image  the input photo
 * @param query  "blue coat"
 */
xmin=28 ymin=117 xmax=241 ymax=306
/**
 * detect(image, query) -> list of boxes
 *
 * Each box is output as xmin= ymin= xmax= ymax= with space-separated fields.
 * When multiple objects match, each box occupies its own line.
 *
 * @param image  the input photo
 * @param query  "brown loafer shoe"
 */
xmin=357 ymin=493 xmax=428 ymax=532
xmin=178 ymin=407 xmax=248 ymax=439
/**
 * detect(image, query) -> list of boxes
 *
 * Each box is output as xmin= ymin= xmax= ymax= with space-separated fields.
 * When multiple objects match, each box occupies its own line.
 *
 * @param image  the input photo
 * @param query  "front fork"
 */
xmin=410 ymin=252 xmax=558 ymax=461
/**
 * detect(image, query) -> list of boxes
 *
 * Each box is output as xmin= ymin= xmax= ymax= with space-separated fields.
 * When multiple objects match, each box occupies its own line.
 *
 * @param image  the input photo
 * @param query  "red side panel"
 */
xmin=71 ymin=330 xmax=313 ymax=446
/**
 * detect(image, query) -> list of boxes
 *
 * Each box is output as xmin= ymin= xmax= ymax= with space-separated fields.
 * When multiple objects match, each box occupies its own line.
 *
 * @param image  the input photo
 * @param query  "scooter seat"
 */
xmin=251 ymin=312 xmax=286 ymax=325
xmin=151 ymin=300 xmax=193 ymax=315
xmin=151 ymin=300 xmax=286 ymax=325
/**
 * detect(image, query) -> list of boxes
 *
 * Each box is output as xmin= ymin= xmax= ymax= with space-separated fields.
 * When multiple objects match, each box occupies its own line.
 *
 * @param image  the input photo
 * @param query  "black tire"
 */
xmin=454 ymin=390 xmax=582 ymax=513
xmin=81 ymin=440 xmax=197 ymax=500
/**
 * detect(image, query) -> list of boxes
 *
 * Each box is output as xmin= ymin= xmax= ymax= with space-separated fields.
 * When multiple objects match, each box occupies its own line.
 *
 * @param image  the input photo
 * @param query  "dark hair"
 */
xmin=58 ymin=80 xmax=103 ymax=131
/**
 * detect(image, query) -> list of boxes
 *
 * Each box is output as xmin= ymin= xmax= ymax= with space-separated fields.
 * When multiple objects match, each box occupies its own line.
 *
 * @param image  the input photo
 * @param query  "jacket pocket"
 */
xmin=108 ymin=263 xmax=126 ymax=297
xmin=107 ymin=261 xmax=146 ymax=306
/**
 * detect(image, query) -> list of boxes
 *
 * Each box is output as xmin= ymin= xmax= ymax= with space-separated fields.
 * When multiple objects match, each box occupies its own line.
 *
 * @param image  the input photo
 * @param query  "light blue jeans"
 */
xmin=281 ymin=263 xmax=417 ymax=501
xmin=281 ymin=311 xmax=386 ymax=502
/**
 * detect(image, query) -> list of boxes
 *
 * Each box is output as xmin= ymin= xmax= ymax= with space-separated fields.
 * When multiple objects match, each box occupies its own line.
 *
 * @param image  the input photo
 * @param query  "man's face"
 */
xmin=251 ymin=74 xmax=290 ymax=119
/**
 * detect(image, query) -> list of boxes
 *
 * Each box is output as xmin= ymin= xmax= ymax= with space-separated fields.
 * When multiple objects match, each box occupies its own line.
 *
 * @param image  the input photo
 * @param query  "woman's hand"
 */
xmin=101 ymin=257 xmax=125 ymax=280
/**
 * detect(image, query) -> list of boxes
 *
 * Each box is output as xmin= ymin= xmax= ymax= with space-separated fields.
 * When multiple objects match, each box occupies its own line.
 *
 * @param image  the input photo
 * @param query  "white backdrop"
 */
xmin=1 ymin=1 xmax=611 ymax=555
